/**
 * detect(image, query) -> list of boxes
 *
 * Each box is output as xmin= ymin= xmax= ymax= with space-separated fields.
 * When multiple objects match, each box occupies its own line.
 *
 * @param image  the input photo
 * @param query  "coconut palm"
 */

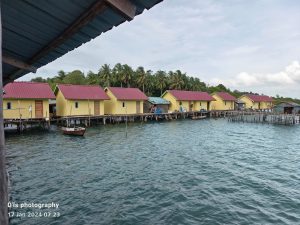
xmin=136 ymin=66 xmax=146 ymax=92
xmin=98 ymin=64 xmax=111 ymax=87
xmin=155 ymin=70 xmax=168 ymax=95
xmin=169 ymin=70 xmax=184 ymax=90
xmin=121 ymin=64 xmax=133 ymax=87
xmin=112 ymin=63 xmax=123 ymax=87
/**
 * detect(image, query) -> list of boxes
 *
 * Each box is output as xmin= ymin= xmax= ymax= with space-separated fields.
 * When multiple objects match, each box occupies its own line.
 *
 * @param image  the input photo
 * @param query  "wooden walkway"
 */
xmin=55 ymin=111 xmax=209 ymax=127
xmin=228 ymin=111 xmax=300 ymax=125
xmin=4 ymin=118 xmax=50 ymax=132
xmin=4 ymin=110 xmax=299 ymax=132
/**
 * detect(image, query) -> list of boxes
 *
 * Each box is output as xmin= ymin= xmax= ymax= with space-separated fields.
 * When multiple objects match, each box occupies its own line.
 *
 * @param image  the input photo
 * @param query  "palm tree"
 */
xmin=155 ymin=70 xmax=167 ymax=95
xmin=98 ymin=64 xmax=111 ymax=87
xmin=86 ymin=71 xmax=100 ymax=85
xmin=112 ymin=63 xmax=123 ymax=87
xmin=145 ymin=70 xmax=155 ymax=96
xmin=57 ymin=70 xmax=66 ymax=81
xmin=136 ymin=66 xmax=146 ymax=92
xmin=169 ymin=70 xmax=184 ymax=90
xmin=121 ymin=64 xmax=133 ymax=87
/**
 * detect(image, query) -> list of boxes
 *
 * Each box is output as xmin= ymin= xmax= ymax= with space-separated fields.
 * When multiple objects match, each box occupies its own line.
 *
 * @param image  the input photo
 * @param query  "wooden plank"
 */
xmin=0 ymin=5 xmax=9 ymax=225
xmin=35 ymin=100 xmax=43 ymax=118
xmin=105 ymin=0 xmax=136 ymax=20
xmin=94 ymin=101 xmax=100 ymax=115
xmin=136 ymin=101 xmax=140 ymax=113
xmin=2 ymin=54 xmax=37 ymax=73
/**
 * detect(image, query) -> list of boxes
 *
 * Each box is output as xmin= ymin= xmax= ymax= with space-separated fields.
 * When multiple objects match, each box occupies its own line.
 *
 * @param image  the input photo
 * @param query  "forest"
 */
xmin=30 ymin=63 xmax=300 ymax=104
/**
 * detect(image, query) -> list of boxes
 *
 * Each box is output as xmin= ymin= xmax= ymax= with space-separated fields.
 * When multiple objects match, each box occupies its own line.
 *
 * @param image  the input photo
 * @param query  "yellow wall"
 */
xmin=56 ymin=89 xmax=105 ymax=116
xmin=162 ymin=92 xmax=179 ymax=112
xmin=239 ymin=96 xmax=273 ymax=109
xmin=162 ymin=92 xmax=210 ymax=112
xmin=211 ymin=94 xmax=235 ymax=110
xmin=3 ymin=99 xmax=50 ymax=119
xmin=104 ymin=89 xmax=144 ymax=115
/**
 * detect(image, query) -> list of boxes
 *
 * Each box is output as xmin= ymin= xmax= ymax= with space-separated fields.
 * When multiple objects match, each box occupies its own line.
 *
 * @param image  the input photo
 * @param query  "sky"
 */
xmin=20 ymin=0 xmax=300 ymax=98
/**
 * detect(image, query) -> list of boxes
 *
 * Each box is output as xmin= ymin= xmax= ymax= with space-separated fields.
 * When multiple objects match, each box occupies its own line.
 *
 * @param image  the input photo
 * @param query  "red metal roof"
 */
xmin=3 ymin=82 xmax=55 ymax=99
xmin=215 ymin=92 xmax=236 ymax=101
xmin=106 ymin=87 xmax=148 ymax=100
xmin=166 ymin=90 xmax=215 ymax=101
xmin=245 ymin=94 xmax=273 ymax=102
xmin=57 ymin=84 xmax=109 ymax=100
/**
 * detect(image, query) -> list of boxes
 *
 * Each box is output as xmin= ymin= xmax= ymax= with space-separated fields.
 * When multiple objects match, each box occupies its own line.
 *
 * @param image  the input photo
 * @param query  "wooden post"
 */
xmin=0 ymin=6 xmax=9 ymax=224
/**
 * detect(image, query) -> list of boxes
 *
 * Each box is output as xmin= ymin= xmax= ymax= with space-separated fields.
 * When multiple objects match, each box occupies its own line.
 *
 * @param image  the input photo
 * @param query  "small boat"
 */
xmin=61 ymin=126 xmax=86 ymax=136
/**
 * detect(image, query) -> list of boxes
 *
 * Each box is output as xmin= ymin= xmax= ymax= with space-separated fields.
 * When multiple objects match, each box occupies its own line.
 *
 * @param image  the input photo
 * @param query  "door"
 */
xmin=136 ymin=101 xmax=140 ymax=114
xmin=94 ymin=101 xmax=100 ymax=115
xmin=35 ymin=100 xmax=43 ymax=118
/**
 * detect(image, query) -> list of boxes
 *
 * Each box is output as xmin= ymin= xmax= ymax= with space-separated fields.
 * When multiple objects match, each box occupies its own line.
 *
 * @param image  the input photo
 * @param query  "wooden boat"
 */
xmin=61 ymin=126 xmax=86 ymax=136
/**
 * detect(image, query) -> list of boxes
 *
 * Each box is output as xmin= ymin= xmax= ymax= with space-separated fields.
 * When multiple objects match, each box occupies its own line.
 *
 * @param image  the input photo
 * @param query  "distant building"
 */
xmin=235 ymin=99 xmax=246 ymax=111
xmin=211 ymin=92 xmax=236 ymax=110
xmin=55 ymin=84 xmax=109 ymax=116
xmin=104 ymin=87 xmax=148 ymax=115
xmin=162 ymin=90 xmax=215 ymax=112
xmin=239 ymin=94 xmax=273 ymax=110
xmin=144 ymin=97 xmax=170 ymax=113
xmin=3 ymin=82 xmax=55 ymax=119
xmin=273 ymin=102 xmax=300 ymax=114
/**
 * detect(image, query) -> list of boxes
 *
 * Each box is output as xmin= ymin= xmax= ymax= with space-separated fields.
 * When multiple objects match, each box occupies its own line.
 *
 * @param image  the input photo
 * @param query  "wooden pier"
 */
xmin=228 ymin=112 xmax=300 ymax=125
xmin=4 ymin=110 xmax=299 ymax=133
xmin=55 ymin=111 xmax=208 ymax=127
xmin=4 ymin=118 xmax=51 ymax=132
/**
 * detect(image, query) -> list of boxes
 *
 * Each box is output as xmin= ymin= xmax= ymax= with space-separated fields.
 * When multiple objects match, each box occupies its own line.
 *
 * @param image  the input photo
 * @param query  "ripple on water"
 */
xmin=6 ymin=120 xmax=300 ymax=225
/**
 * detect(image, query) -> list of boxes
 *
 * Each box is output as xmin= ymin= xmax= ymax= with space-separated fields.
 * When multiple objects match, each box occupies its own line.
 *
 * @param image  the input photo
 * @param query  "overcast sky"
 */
xmin=21 ymin=0 xmax=300 ymax=98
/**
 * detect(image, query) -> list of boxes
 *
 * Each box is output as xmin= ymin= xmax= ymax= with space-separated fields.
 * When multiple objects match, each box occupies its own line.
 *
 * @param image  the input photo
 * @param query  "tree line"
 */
xmin=31 ymin=63 xmax=300 ymax=104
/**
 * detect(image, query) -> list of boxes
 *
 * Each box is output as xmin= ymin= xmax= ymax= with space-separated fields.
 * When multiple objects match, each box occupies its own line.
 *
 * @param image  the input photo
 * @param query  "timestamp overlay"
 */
xmin=8 ymin=201 xmax=61 ymax=222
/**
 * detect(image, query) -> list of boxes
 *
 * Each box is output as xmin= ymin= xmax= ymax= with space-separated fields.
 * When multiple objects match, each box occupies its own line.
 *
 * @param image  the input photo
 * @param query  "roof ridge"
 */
xmin=12 ymin=81 xmax=49 ymax=84
xmin=58 ymin=83 xmax=102 ymax=87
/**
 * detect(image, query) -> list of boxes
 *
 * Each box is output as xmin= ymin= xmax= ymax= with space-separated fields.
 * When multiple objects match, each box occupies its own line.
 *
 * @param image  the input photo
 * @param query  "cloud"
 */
xmin=209 ymin=61 xmax=300 ymax=96
xmin=19 ymin=0 xmax=300 ymax=98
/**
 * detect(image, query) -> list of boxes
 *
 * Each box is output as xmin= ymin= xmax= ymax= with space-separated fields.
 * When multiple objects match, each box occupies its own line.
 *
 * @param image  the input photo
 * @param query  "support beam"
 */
xmin=105 ymin=0 xmax=137 ymax=20
xmin=3 ymin=54 xmax=37 ymax=73
xmin=0 ymin=4 xmax=9 ymax=225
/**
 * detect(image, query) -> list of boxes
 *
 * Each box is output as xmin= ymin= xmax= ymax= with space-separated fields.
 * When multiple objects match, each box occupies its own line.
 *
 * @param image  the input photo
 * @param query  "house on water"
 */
xmin=238 ymin=94 xmax=273 ymax=110
xmin=3 ymin=82 xmax=55 ymax=119
xmin=162 ymin=90 xmax=215 ymax=112
xmin=104 ymin=87 xmax=148 ymax=114
xmin=211 ymin=92 xmax=236 ymax=110
xmin=144 ymin=97 xmax=170 ymax=113
xmin=55 ymin=84 xmax=109 ymax=117
xmin=273 ymin=102 xmax=300 ymax=114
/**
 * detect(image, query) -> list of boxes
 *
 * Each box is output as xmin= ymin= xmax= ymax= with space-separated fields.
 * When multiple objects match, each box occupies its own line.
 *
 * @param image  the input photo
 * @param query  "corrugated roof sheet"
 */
xmin=165 ymin=90 xmax=215 ymax=101
xmin=57 ymin=84 xmax=109 ymax=100
xmin=275 ymin=102 xmax=300 ymax=107
xmin=106 ymin=87 xmax=148 ymax=100
xmin=2 ymin=0 xmax=163 ymax=83
xmin=148 ymin=97 xmax=170 ymax=105
xmin=215 ymin=92 xmax=236 ymax=101
xmin=3 ymin=82 xmax=55 ymax=99
xmin=246 ymin=94 xmax=273 ymax=102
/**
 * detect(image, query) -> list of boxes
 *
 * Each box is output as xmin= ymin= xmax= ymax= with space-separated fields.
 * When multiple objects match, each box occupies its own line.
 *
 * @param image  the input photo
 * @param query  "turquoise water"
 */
xmin=6 ymin=119 xmax=300 ymax=225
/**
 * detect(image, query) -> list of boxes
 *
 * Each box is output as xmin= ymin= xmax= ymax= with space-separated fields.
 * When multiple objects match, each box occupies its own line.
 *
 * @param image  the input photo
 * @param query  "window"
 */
xmin=179 ymin=101 xmax=182 ymax=105
xmin=225 ymin=101 xmax=227 ymax=105
xmin=122 ymin=102 xmax=125 ymax=107
xmin=200 ymin=102 xmax=202 ymax=106
xmin=75 ymin=102 xmax=79 ymax=108
xmin=7 ymin=102 xmax=11 ymax=110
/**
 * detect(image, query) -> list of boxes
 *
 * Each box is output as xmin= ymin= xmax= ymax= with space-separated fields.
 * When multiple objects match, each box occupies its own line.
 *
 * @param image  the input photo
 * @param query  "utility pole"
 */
xmin=0 ymin=4 xmax=9 ymax=225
